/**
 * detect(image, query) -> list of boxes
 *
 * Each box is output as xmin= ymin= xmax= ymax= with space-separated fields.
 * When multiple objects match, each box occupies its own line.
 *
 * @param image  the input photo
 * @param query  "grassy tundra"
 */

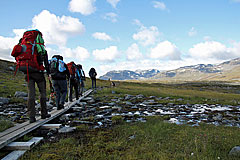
xmin=0 ymin=59 xmax=240 ymax=159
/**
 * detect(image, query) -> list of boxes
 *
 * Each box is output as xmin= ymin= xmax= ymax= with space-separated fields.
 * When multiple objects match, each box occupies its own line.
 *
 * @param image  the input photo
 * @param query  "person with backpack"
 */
xmin=89 ymin=68 xmax=97 ymax=89
xmin=11 ymin=29 xmax=51 ymax=123
xmin=49 ymin=55 xmax=70 ymax=110
xmin=67 ymin=61 xmax=79 ymax=102
xmin=76 ymin=64 xmax=86 ymax=96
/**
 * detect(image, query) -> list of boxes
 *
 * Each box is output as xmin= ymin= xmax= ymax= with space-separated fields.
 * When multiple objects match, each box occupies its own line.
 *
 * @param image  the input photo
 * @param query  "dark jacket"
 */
xmin=89 ymin=68 xmax=97 ymax=79
xmin=50 ymin=60 xmax=70 ymax=80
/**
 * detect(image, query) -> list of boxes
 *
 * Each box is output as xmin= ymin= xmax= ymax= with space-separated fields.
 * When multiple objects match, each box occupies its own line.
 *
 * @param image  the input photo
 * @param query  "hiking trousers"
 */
xmin=91 ymin=77 xmax=96 ymax=89
xmin=52 ymin=79 xmax=67 ymax=108
xmin=26 ymin=72 xmax=47 ymax=119
xmin=69 ymin=79 xmax=79 ymax=101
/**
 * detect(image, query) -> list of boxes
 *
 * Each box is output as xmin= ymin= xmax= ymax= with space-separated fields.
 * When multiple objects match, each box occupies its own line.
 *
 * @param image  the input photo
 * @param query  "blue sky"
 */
xmin=0 ymin=0 xmax=240 ymax=76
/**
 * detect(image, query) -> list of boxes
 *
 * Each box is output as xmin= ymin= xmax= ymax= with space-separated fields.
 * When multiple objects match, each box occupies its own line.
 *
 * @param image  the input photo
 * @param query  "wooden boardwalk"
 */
xmin=0 ymin=89 xmax=92 ymax=150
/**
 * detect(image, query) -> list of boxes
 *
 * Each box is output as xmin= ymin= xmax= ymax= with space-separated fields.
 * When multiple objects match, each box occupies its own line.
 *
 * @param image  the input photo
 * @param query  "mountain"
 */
xmin=151 ymin=58 xmax=240 ymax=82
xmin=100 ymin=58 xmax=240 ymax=82
xmin=99 ymin=69 xmax=160 ymax=80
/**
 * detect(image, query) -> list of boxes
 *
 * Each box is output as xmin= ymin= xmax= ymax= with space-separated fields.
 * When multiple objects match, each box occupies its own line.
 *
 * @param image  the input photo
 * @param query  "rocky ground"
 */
xmin=1 ymin=89 xmax=240 ymax=129
xmin=1 ymin=89 xmax=240 ymax=157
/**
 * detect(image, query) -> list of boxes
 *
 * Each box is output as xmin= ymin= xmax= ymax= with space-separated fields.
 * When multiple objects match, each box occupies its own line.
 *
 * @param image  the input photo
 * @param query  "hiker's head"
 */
xmin=52 ymin=55 xmax=63 ymax=60
xmin=77 ymin=64 xmax=82 ymax=69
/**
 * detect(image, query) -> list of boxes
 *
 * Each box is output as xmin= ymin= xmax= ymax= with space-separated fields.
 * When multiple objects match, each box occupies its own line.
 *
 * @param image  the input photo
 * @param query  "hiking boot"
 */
xmin=57 ymin=104 xmax=64 ymax=110
xmin=41 ymin=114 xmax=51 ymax=119
xmin=29 ymin=117 xmax=36 ymax=123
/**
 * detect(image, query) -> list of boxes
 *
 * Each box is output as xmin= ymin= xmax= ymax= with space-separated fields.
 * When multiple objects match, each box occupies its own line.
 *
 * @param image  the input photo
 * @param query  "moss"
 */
xmin=111 ymin=115 xmax=124 ymax=125
xmin=0 ymin=119 xmax=14 ymax=132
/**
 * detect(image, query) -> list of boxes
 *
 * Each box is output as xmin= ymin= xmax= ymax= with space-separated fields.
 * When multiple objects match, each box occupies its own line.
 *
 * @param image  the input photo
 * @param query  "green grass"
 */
xmin=95 ymin=81 xmax=240 ymax=105
xmin=0 ymin=116 xmax=14 ymax=132
xmin=21 ymin=117 xmax=240 ymax=160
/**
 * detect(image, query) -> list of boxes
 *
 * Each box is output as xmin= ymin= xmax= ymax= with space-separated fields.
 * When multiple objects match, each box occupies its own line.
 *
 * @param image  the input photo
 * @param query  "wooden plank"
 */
xmin=28 ymin=137 xmax=43 ymax=146
xmin=2 ymin=137 xmax=43 ymax=160
xmin=40 ymin=124 xmax=62 ymax=129
xmin=5 ymin=142 xmax=35 ymax=150
xmin=2 ymin=150 xmax=26 ymax=160
xmin=0 ymin=89 xmax=92 ymax=149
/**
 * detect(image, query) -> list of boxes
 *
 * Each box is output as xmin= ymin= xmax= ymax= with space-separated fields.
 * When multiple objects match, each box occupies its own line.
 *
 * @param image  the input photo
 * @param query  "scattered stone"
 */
xmin=229 ymin=146 xmax=240 ymax=157
xmin=0 ymin=97 xmax=9 ymax=104
xmin=58 ymin=126 xmax=76 ymax=133
xmin=8 ymin=66 xmax=14 ymax=71
xmin=14 ymin=91 xmax=28 ymax=98
xmin=128 ymin=135 xmax=136 ymax=140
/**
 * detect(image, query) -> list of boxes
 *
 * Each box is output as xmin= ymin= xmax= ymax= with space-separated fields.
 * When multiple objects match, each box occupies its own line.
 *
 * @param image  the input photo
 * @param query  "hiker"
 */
xmin=89 ymin=68 xmax=97 ymax=89
xmin=76 ymin=64 xmax=86 ymax=96
xmin=11 ymin=29 xmax=51 ymax=123
xmin=67 ymin=61 xmax=79 ymax=102
xmin=49 ymin=55 xmax=70 ymax=110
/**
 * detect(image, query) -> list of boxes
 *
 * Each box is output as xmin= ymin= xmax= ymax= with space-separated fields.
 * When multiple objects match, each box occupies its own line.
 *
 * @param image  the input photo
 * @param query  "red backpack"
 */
xmin=11 ymin=30 xmax=46 ymax=78
xmin=67 ymin=62 xmax=76 ymax=78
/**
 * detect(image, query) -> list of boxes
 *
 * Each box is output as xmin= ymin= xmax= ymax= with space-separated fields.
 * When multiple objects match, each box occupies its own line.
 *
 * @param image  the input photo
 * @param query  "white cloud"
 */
xmin=68 ymin=0 xmax=96 ymax=15
xmin=188 ymin=27 xmax=197 ymax=37
xmin=106 ymin=0 xmax=120 ymax=8
xmin=92 ymin=32 xmax=112 ymax=41
xmin=58 ymin=46 xmax=90 ymax=62
xmin=152 ymin=1 xmax=167 ymax=10
xmin=189 ymin=41 xmax=240 ymax=60
xmin=0 ymin=10 xmax=86 ymax=61
xmin=0 ymin=29 xmax=25 ymax=61
xmin=126 ymin=43 xmax=143 ymax=60
xmin=149 ymin=41 xmax=181 ymax=60
xmin=133 ymin=25 xmax=160 ymax=46
xmin=93 ymin=46 xmax=119 ymax=62
xmin=32 ymin=10 xmax=85 ymax=46
xmin=103 ymin=12 xmax=118 ymax=22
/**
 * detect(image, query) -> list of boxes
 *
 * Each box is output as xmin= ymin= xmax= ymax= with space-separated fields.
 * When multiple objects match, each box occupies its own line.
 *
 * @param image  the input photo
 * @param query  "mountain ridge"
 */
xmin=100 ymin=58 xmax=240 ymax=81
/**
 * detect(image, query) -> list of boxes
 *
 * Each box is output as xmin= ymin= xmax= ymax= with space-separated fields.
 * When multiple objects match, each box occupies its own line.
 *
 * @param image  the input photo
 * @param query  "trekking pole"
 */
xmin=68 ymin=78 xmax=71 ymax=102
xmin=48 ymin=79 xmax=54 ymax=102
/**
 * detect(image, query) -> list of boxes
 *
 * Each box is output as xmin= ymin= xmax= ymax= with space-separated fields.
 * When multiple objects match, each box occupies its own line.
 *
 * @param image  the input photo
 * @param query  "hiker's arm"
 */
xmin=82 ymin=70 xmax=86 ymax=78
xmin=65 ymin=63 xmax=70 ymax=79
xmin=43 ymin=51 xmax=50 ymax=76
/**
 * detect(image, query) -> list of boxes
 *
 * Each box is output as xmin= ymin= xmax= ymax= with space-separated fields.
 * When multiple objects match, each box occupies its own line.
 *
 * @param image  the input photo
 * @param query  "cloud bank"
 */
xmin=69 ymin=0 xmax=96 ymax=15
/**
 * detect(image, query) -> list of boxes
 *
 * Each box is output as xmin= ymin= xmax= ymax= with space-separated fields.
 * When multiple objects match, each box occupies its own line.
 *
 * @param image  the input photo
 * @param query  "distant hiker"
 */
xmin=76 ymin=64 xmax=86 ymax=96
xmin=108 ymin=78 xmax=115 ymax=87
xmin=89 ymin=68 xmax=97 ymax=89
xmin=49 ymin=55 xmax=69 ymax=110
xmin=11 ymin=29 xmax=51 ymax=123
xmin=67 ymin=61 xmax=79 ymax=102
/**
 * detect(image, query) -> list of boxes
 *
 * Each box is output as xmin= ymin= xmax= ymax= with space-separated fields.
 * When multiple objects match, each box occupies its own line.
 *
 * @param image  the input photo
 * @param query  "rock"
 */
xmin=177 ymin=98 xmax=184 ymax=101
xmin=213 ymin=113 xmax=223 ymax=121
xmin=125 ymin=101 xmax=134 ymax=106
xmin=163 ymin=97 xmax=170 ymax=100
xmin=100 ymin=106 xmax=111 ymax=109
xmin=124 ymin=94 xmax=134 ymax=100
xmin=8 ymin=66 xmax=15 ymax=71
xmin=58 ymin=126 xmax=76 ymax=133
xmin=108 ymin=102 xmax=116 ymax=106
xmin=76 ymin=102 xmax=87 ymax=106
xmin=72 ymin=107 xmax=83 ymax=112
xmin=128 ymin=135 xmax=136 ymax=140
xmin=70 ymin=120 xmax=94 ymax=126
xmin=0 ymin=97 xmax=9 ymax=104
xmin=229 ymin=146 xmax=240 ymax=157
xmin=14 ymin=91 xmax=28 ymax=98
xmin=136 ymin=94 xmax=144 ymax=99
